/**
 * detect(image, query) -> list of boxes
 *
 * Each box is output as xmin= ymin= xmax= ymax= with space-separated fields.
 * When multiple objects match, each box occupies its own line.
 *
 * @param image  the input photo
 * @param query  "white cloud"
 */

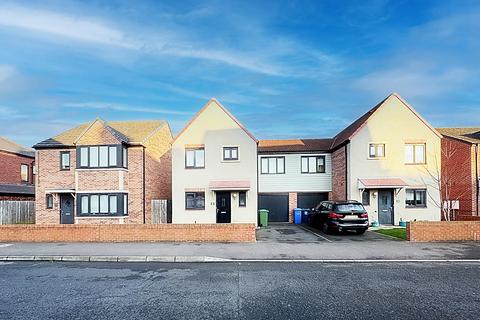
xmin=0 ymin=4 xmax=339 ymax=77
xmin=63 ymin=102 xmax=194 ymax=116
xmin=0 ymin=5 xmax=140 ymax=49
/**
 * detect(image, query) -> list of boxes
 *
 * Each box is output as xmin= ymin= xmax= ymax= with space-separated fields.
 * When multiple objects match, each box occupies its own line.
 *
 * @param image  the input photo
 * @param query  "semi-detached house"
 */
xmin=33 ymin=119 xmax=172 ymax=224
xmin=257 ymin=93 xmax=442 ymax=225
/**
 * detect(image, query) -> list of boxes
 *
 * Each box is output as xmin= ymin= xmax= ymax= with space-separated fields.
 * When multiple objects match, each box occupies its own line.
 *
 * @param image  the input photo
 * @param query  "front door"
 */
xmin=378 ymin=190 xmax=394 ymax=225
xmin=216 ymin=192 xmax=231 ymax=223
xmin=60 ymin=194 xmax=74 ymax=224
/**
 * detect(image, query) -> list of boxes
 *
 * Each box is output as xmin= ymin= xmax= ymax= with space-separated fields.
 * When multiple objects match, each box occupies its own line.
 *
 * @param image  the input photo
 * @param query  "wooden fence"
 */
xmin=152 ymin=199 xmax=171 ymax=224
xmin=0 ymin=201 xmax=35 ymax=224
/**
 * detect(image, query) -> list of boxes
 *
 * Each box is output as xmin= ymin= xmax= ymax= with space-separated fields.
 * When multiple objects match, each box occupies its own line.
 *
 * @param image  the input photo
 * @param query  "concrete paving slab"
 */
xmin=7 ymin=256 xmax=35 ymax=261
xmin=175 ymin=256 xmax=206 ymax=262
xmin=34 ymin=256 xmax=62 ymax=261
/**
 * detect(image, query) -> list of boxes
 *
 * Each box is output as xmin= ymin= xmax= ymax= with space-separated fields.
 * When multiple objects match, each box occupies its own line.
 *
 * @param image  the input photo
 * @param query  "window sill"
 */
xmin=76 ymin=215 xmax=128 ymax=219
xmin=76 ymin=167 xmax=128 ymax=172
xmin=404 ymin=163 xmax=426 ymax=166
xmin=405 ymin=206 xmax=427 ymax=209
xmin=221 ymin=160 xmax=240 ymax=163
xmin=185 ymin=208 xmax=206 ymax=211
xmin=185 ymin=167 xmax=205 ymax=169
xmin=367 ymin=157 xmax=386 ymax=160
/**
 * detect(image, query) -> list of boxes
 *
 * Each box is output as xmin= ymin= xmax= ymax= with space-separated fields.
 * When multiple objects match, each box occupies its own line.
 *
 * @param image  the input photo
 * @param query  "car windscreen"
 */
xmin=335 ymin=203 xmax=365 ymax=212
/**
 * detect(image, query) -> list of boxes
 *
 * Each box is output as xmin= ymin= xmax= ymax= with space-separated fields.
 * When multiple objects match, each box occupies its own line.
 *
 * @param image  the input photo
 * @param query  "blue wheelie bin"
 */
xmin=294 ymin=208 xmax=302 ymax=224
xmin=301 ymin=209 xmax=311 ymax=224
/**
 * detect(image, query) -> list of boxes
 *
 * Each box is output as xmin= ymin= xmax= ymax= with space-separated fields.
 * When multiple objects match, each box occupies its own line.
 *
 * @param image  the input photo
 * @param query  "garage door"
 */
xmin=297 ymin=193 xmax=328 ymax=209
xmin=258 ymin=194 xmax=289 ymax=222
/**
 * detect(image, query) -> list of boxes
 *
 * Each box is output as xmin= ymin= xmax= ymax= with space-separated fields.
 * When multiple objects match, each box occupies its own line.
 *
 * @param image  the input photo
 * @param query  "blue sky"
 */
xmin=0 ymin=0 xmax=479 ymax=147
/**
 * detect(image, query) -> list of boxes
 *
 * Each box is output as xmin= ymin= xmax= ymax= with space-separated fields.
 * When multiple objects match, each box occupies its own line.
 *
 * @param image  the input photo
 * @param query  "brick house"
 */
xmin=257 ymin=139 xmax=332 ymax=222
xmin=436 ymin=128 xmax=480 ymax=218
xmin=0 ymin=136 xmax=35 ymax=200
xmin=33 ymin=119 xmax=172 ymax=224
xmin=257 ymin=93 xmax=443 ymax=225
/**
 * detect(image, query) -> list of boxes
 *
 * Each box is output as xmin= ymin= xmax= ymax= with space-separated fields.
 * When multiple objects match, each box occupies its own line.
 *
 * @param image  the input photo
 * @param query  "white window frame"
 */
xmin=260 ymin=157 xmax=285 ymax=174
xmin=301 ymin=156 xmax=326 ymax=174
xmin=405 ymin=143 xmax=426 ymax=164
xmin=185 ymin=148 xmax=205 ymax=168
xmin=368 ymin=143 xmax=385 ymax=159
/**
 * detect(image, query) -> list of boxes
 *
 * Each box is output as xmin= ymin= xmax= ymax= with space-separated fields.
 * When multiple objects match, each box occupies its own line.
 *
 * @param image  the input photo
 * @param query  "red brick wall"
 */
xmin=0 ymin=195 xmax=34 ymax=201
xmin=331 ymin=146 xmax=347 ymax=201
xmin=288 ymin=192 xmax=297 ymax=223
xmin=407 ymin=221 xmax=480 ymax=242
xmin=0 ymin=151 xmax=34 ymax=185
xmin=441 ymin=138 xmax=476 ymax=217
xmin=456 ymin=215 xmax=480 ymax=221
xmin=0 ymin=224 xmax=256 ymax=243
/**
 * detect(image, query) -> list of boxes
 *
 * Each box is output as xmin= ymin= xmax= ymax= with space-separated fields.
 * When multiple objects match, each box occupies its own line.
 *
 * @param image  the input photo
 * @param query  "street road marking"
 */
xmin=0 ymin=244 xmax=13 ymax=248
xmin=231 ymin=259 xmax=480 ymax=263
xmin=298 ymin=225 xmax=333 ymax=242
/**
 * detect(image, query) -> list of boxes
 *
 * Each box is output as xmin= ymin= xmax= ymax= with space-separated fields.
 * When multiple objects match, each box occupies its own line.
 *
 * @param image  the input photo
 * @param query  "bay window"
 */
xmin=77 ymin=193 xmax=128 ymax=216
xmin=77 ymin=145 xmax=127 ymax=169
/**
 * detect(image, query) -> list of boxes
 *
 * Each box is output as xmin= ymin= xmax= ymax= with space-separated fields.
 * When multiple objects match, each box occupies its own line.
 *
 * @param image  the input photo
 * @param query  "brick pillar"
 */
xmin=288 ymin=192 xmax=297 ymax=223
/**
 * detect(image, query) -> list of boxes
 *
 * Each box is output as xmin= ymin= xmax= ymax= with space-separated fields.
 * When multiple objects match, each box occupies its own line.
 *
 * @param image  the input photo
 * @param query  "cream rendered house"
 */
xmin=171 ymin=98 xmax=258 ymax=224
xmin=330 ymin=93 xmax=442 ymax=225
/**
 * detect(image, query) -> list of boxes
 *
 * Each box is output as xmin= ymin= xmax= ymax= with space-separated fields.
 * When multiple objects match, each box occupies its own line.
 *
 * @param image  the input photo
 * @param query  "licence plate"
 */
xmin=343 ymin=215 xmax=359 ymax=220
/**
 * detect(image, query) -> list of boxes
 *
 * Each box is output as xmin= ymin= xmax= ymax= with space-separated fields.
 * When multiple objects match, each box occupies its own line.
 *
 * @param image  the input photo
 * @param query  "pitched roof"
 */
xmin=437 ymin=127 xmax=480 ymax=144
xmin=330 ymin=92 xmax=441 ymax=150
xmin=258 ymin=139 xmax=333 ymax=153
xmin=172 ymin=98 xmax=257 ymax=144
xmin=33 ymin=119 xmax=168 ymax=149
xmin=0 ymin=137 xmax=35 ymax=157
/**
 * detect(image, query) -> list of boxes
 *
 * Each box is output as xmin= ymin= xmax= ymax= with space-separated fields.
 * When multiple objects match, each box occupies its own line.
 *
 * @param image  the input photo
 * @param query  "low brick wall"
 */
xmin=0 ymin=224 xmax=256 ymax=243
xmin=456 ymin=215 xmax=480 ymax=221
xmin=407 ymin=221 xmax=480 ymax=242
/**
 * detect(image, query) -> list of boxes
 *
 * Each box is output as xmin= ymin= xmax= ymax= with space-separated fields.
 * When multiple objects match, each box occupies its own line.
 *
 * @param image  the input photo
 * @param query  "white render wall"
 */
xmin=258 ymin=153 xmax=332 ymax=193
xmin=347 ymin=95 xmax=442 ymax=224
xmin=172 ymin=100 xmax=258 ymax=224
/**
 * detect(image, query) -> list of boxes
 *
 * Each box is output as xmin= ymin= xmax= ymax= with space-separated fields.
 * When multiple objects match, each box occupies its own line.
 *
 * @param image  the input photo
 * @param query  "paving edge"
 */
xmin=1 ymin=256 xmax=480 ymax=263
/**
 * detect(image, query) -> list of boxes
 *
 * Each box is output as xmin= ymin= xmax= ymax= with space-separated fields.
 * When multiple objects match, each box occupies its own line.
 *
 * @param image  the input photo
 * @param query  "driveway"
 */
xmin=256 ymin=223 xmax=399 ymax=243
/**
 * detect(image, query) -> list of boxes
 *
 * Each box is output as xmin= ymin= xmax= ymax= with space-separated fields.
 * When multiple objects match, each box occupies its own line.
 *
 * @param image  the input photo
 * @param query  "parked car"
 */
xmin=310 ymin=200 xmax=369 ymax=234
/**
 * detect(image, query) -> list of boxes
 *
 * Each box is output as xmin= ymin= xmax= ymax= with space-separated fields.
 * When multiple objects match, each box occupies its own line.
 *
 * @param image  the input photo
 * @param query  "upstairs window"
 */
xmin=223 ymin=147 xmax=239 ymax=161
xmin=405 ymin=144 xmax=426 ymax=164
xmin=406 ymin=189 xmax=427 ymax=207
xmin=260 ymin=157 xmax=285 ymax=174
xmin=78 ymin=145 xmax=127 ymax=169
xmin=301 ymin=156 xmax=325 ymax=173
xmin=20 ymin=164 xmax=29 ymax=182
xmin=369 ymin=144 xmax=385 ymax=158
xmin=60 ymin=151 xmax=70 ymax=170
xmin=185 ymin=148 xmax=205 ymax=168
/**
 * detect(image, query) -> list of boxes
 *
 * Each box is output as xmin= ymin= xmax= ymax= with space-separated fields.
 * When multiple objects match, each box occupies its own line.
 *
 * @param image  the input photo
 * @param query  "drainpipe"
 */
xmin=344 ymin=143 xmax=348 ymax=200
xmin=143 ymin=146 xmax=146 ymax=224
xmin=475 ymin=144 xmax=479 ymax=216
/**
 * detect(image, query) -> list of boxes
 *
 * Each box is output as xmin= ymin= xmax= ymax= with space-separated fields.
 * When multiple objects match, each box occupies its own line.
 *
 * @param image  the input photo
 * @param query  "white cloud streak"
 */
xmin=63 ymin=102 xmax=194 ymax=116
xmin=0 ymin=4 xmax=339 ymax=77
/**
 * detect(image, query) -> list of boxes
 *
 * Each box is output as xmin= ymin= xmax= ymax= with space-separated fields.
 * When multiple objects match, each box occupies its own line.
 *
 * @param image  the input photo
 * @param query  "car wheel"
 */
xmin=322 ymin=223 xmax=330 ymax=234
xmin=356 ymin=229 xmax=366 ymax=235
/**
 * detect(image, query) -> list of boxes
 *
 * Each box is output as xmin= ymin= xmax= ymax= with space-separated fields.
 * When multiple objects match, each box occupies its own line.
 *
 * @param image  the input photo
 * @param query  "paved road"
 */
xmin=1 ymin=261 xmax=479 ymax=320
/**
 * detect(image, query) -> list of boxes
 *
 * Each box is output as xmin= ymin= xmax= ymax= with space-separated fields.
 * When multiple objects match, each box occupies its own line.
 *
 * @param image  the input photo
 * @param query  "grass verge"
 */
xmin=374 ymin=228 xmax=407 ymax=240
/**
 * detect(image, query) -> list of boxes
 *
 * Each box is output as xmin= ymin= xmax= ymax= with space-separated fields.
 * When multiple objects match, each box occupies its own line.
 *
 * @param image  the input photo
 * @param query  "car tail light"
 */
xmin=360 ymin=213 xmax=368 ymax=218
xmin=328 ymin=212 xmax=344 ymax=219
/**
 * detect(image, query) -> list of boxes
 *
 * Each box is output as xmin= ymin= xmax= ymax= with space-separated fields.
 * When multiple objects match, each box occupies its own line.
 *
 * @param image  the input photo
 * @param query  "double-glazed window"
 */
xmin=369 ymin=143 xmax=385 ymax=158
xmin=405 ymin=144 xmax=426 ymax=164
xmin=223 ymin=147 xmax=239 ymax=161
xmin=239 ymin=191 xmax=247 ymax=207
xmin=60 ymin=151 xmax=70 ymax=170
xmin=185 ymin=192 xmax=205 ymax=210
xmin=185 ymin=148 xmax=205 ymax=168
xmin=260 ymin=157 xmax=285 ymax=174
xmin=78 ymin=145 xmax=127 ymax=169
xmin=301 ymin=156 xmax=325 ymax=173
xmin=78 ymin=193 xmax=128 ymax=216
xmin=406 ymin=189 xmax=427 ymax=207
xmin=20 ymin=164 xmax=29 ymax=182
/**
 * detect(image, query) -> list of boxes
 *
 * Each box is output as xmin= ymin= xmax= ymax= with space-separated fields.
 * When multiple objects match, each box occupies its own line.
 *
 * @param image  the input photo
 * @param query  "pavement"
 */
xmin=1 ymin=261 xmax=479 ymax=319
xmin=1 ymin=224 xmax=480 ymax=262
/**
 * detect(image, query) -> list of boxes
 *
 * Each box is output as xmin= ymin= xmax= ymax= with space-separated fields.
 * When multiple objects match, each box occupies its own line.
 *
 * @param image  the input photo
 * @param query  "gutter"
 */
xmin=476 ymin=144 xmax=479 ymax=216
xmin=143 ymin=146 xmax=146 ymax=224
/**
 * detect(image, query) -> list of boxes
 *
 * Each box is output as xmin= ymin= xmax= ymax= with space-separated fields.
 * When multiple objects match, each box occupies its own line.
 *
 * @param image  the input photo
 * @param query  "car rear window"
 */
xmin=335 ymin=203 xmax=365 ymax=212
